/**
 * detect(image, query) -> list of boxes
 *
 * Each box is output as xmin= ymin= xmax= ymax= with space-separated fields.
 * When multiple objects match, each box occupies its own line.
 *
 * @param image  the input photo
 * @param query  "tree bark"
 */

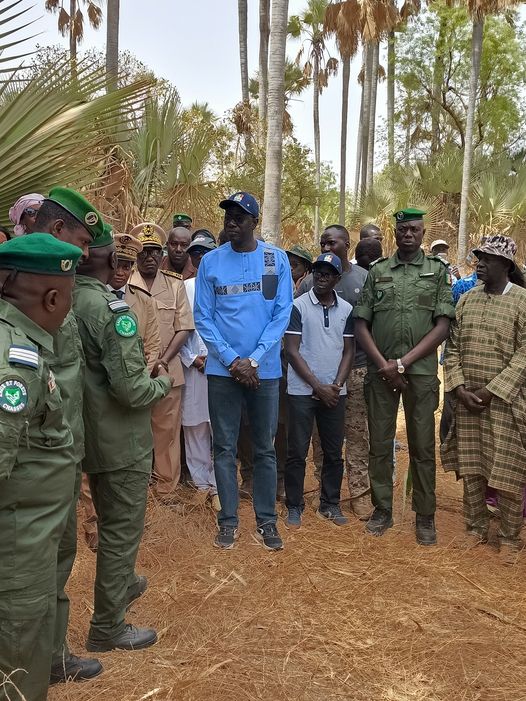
xmin=387 ymin=31 xmax=395 ymax=169
xmin=69 ymin=0 xmax=77 ymax=80
xmin=106 ymin=0 xmax=120 ymax=91
xmin=458 ymin=17 xmax=484 ymax=264
xmin=366 ymin=41 xmax=379 ymax=193
xmin=353 ymin=71 xmax=364 ymax=205
xmin=238 ymin=0 xmax=251 ymax=156
xmin=360 ymin=43 xmax=373 ymax=199
xmin=261 ymin=0 xmax=289 ymax=245
xmin=313 ymin=52 xmax=321 ymax=240
xmin=431 ymin=13 xmax=447 ymax=154
xmin=339 ymin=54 xmax=350 ymax=225
xmin=258 ymin=0 xmax=270 ymax=147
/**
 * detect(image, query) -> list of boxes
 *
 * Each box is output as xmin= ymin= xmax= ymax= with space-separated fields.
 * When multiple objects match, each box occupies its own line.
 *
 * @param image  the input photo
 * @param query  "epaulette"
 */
xmin=128 ymin=283 xmax=152 ymax=297
xmin=161 ymin=269 xmax=183 ymax=280
xmin=8 ymin=344 xmax=39 ymax=369
xmin=107 ymin=298 xmax=130 ymax=314
xmin=427 ymin=255 xmax=449 ymax=266
xmin=369 ymin=257 xmax=388 ymax=267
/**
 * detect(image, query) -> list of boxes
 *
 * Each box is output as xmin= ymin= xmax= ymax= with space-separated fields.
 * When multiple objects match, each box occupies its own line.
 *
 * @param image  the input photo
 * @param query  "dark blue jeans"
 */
xmin=208 ymin=376 xmax=279 ymax=527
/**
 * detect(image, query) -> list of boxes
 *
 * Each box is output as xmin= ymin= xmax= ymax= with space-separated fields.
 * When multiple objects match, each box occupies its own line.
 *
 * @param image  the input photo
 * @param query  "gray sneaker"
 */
xmin=285 ymin=506 xmax=302 ymax=529
xmin=255 ymin=523 xmax=283 ymax=550
xmin=214 ymin=526 xmax=239 ymax=549
xmin=316 ymin=504 xmax=349 ymax=526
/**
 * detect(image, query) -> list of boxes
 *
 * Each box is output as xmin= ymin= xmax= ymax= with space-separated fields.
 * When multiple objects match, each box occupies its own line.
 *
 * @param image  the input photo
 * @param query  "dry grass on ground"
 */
xmin=49 ymin=449 xmax=526 ymax=701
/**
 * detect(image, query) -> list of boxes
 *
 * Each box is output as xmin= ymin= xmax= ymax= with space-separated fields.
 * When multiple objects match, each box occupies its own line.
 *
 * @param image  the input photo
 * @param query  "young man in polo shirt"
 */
xmin=284 ymin=253 xmax=355 ymax=529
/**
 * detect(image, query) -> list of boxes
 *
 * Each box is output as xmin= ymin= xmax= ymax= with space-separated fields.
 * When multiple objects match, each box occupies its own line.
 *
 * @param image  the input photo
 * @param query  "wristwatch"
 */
xmin=249 ymin=358 xmax=259 ymax=369
xmin=396 ymin=358 xmax=405 ymax=374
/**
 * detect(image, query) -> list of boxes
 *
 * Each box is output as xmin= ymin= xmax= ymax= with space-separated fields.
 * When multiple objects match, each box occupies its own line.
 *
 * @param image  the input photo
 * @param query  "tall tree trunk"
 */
xmin=458 ymin=17 xmax=484 ymax=264
xmin=360 ymin=43 xmax=373 ymax=199
xmin=106 ymin=0 xmax=120 ymax=91
xmin=238 ymin=0 xmax=251 ymax=156
xmin=431 ymin=14 xmax=447 ymax=154
xmin=366 ymin=41 xmax=379 ymax=193
xmin=339 ymin=54 xmax=351 ymax=225
xmin=353 ymin=73 xmax=364 ymax=206
xmin=387 ymin=31 xmax=395 ymax=169
xmin=404 ymin=97 xmax=411 ymax=167
xmin=258 ymin=0 xmax=270 ymax=147
xmin=69 ymin=0 xmax=77 ymax=80
xmin=261 ymin=0 xmax=289 ymax=245
xmin=313 ymin=52 xmax=321 ymax=240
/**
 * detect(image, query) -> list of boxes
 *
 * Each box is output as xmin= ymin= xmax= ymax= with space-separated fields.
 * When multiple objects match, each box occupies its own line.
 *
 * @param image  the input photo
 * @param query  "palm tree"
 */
xmin=238 ymin=0 xmax=251 ymax=155
xmin=324 ymin=0 xmax=361 ymax=224
xmin=387 ymin=30 xmax=395 ymax=167
xmin=106 ymin=0 xmax=120 ymax=91
xmin=258 ymin=0 xmax=271 ymax=146
xmin=365 ymin=41 xmax=380 ymax=192
xmin=457 ymin=0 xmax=522 ymax=263
xmin=261 ymin=0 xmax=290 ymax=245
xmin=289 ymin=0 xmax=338 ymax=239
xmin=45 ymin=0 xmax=103 ymax=64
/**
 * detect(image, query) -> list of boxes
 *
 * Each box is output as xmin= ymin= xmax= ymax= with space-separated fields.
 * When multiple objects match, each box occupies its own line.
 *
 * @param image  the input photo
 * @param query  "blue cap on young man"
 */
xmin=312 ymin=253 xmax=342 ymax=275
xmin=219 ymin=192 xmax=260 ymax=218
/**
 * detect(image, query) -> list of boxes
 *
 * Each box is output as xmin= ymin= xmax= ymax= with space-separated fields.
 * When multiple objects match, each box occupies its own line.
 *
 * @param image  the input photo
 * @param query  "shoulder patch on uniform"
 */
xmin=161 ymin=269 xmax=183 ymax=280
xmin=0 ymin=378 xmax=28 ymax=413
xmin=107 ymin=298 xmax=130 ymax=313
xmin=369 ymin=257 xmax=387 ymax=267
xmin=427 ymin=255 xmax=448 ymax=266
xmin=8 ymin=345 xmax=39 ymax=369
xmin=114 ymin=314 xmax=137 ymax=338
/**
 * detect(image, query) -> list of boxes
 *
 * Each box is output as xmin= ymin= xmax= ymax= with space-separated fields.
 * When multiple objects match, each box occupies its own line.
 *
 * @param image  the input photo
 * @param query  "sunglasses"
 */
xmin=23 ymin=207 xmax=39 ymax=217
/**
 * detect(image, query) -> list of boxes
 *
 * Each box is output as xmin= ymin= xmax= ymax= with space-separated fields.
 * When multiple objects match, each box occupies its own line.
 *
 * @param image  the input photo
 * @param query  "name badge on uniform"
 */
xmin=419 ymin=272 xmax=435 ymax=278
xmin=48 ymin=370 xmax=56 ymax=393
xmin=376 ymin=276 xmax=393 ymax=283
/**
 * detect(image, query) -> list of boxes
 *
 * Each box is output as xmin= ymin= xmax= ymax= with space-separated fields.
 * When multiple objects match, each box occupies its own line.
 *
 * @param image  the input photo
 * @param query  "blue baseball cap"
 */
xmin=312 ymin=253 xmax=342 ymax=275
xmin=219 ymin=192 xmax=260 ymax=218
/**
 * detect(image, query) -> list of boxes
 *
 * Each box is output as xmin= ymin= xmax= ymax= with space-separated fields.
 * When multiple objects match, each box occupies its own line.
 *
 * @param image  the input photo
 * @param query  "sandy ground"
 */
xmin=47 ymin=431 xmax=526 ymax=701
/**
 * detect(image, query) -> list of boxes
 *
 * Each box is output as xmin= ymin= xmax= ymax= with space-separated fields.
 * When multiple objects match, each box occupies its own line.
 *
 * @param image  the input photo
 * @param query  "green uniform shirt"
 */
xmin=73 ymin=276 xmax=171 ymax=473
xmin=46 ymin=310 xmax=85 ymax=463
xmin=0 ymin=300 xmax=75 ymax=590
xmin=353 ymin=249 xmax=455 ymax=375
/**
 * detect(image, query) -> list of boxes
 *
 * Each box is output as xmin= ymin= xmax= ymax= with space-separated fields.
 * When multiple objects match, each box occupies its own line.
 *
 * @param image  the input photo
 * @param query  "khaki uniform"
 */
xmin=0 ymin=300 xmax=74 ymax=701
xmin=129 ymin=268 xmax=194 ymax=496
xmin=354 ymin=250 xmax=455 ymax=515
xmin=73 ymin=275 xmax=171 ymax=642
xmin=126 ymin=284 xmax=161 ymax=373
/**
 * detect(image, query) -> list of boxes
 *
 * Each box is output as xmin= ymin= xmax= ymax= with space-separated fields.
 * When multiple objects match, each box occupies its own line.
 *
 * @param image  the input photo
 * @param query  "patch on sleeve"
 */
xmin=8 ymin=345 xmax=39 ymax=369
xmin=108 ymin=298 xmax=130 ymax=313
xmin=114 ymin=314 xmax=137 ymax=338
xmin=0 ymin=379 xmax=28 ymax=413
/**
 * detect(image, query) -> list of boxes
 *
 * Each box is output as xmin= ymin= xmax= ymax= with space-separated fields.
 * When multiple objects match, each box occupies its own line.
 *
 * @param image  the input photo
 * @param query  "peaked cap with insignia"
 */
xmin=130 ymin=222 xmax=166 ymax=249
xmin=115 ymin=232 xmax=143 ymax=261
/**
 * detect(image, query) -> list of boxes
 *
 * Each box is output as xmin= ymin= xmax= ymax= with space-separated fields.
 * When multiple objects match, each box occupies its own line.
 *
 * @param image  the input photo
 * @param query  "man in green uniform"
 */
xmin=73 ymin=225 xmax=173 ymax=652
xmin=354 ymin=209 xmax=455 ymax=545
xmin=0 ymin=234 xmax=83 ymax=701
xmin=34 ymin=188 xmax=105 ymax=683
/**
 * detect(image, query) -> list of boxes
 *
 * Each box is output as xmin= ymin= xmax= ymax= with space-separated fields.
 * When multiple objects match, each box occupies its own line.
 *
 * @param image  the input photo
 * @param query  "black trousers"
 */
xmin=285 ymin=395 xmax=346 ymax=509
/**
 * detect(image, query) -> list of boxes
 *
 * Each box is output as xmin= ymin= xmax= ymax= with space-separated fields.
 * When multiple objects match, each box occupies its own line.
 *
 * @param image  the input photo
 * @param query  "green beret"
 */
xmin=46 ymin=187 xmax=105 ymax=240
xmin=393 ymin=208 xmax=426 ymax=223
xmin=286 ymin=244 xmax=313 ymax=265
xmin=172 ymin=212 xmax=192 ymax=226
xmin=0 ymin=233 xmax=82 ymax=275
xmin=89 ymin=222 xmax=114 ymax=249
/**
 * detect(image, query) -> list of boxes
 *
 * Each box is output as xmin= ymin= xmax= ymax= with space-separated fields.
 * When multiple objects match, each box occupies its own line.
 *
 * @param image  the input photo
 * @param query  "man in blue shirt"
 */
xmin=194 ymin=192 xmax=293 ymax=551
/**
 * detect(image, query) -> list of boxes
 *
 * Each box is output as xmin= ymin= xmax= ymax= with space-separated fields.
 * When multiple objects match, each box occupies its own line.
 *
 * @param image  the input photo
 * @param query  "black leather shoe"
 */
xmin=86 ymin=624 xmax=157 ymax=652
xmin=49 ymin=654 xmax=103 ymax=684
xmin=126 ymin=575 xmax=147 ymax=609
xmin=365 ymin=508 xmax=394 ymax=536
xmin=416 ymin=514 xmax=437 ymax=546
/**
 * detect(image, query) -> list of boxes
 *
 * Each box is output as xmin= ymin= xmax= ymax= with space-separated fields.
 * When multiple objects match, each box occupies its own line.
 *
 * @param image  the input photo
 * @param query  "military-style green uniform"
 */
xmin=73 ymin=275 xmax=171 ymax=643
xmin=49 ymin=310 xmax=86 ymax=666
xmin=0 ymin=233 xmax=82 ymax=701
xmin=354 ymin=249 xmax=455 ymax=514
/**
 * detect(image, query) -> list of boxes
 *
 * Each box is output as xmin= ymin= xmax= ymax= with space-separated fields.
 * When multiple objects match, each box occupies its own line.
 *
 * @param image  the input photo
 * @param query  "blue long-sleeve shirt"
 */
xmin=194 ymin=240 xmax=293 ymax=379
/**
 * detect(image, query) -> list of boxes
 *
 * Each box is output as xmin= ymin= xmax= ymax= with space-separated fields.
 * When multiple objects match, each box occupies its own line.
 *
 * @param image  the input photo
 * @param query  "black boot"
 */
xmin=86 ymin=624 xmax=157 ymax=653
xmin=49 ymin=654 xmax=103 ymax=684
xmin=365 ymin=508 xmax=393 ymax=536
xmin=416 ymin=514 xmax=437 ymax=546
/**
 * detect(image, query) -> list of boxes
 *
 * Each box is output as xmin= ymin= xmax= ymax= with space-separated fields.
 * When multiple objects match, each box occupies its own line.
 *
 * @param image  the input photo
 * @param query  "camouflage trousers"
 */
xmin=313 ymin=366 xmax=370 ymax=498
